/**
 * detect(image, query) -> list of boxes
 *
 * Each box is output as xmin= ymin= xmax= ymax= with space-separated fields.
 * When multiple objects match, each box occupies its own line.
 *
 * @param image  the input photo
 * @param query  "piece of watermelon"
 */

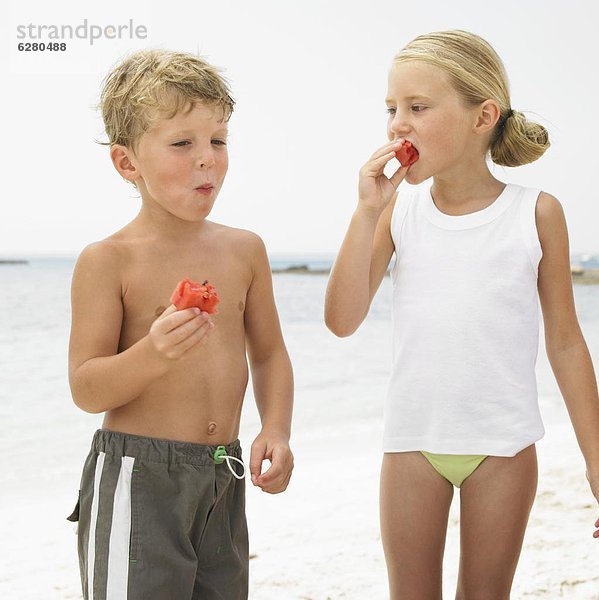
xmin=395 ymin=141 xmax=419 ymax=167
xmin=170 ymin=278 xmax=220 ymax=314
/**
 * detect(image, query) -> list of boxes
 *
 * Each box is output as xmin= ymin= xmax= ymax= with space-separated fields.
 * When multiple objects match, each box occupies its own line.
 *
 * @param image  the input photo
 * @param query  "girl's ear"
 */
xmin=110 ymin=145 xmax=139 ymax=183
xmin=474 ymin=99 xmax=501 ymax=135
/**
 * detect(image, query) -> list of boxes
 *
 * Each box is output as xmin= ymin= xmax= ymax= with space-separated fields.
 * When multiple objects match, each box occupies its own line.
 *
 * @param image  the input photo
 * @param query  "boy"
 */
xmin=67 ymin=49 xmax=294 ymax=599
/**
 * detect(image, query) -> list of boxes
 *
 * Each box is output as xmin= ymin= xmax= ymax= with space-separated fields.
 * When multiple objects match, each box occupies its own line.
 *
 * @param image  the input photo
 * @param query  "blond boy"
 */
xmin=67 ymin=49 xmax=294 ymax=599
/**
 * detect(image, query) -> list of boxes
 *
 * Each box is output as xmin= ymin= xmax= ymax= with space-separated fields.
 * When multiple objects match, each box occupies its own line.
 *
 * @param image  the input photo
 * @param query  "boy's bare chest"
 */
xmin=118 ymin=244 xmax=251 ymax=349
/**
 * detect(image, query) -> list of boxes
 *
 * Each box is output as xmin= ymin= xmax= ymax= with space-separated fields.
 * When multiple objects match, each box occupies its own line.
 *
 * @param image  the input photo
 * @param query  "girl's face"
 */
xmin=386 ymin=61 xmax=482 ymax=185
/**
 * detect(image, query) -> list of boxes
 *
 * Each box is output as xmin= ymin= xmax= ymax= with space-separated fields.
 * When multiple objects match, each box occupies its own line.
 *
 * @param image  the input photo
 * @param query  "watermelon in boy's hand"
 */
xmin=170 ymin=278 xmax=220 ymax=314
xmin=395 ymin=141 xmax=419 ymax=167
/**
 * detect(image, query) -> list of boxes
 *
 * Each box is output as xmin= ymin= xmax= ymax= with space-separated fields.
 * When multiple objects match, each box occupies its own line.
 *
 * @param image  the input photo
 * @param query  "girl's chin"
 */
xmin=404 ymin=168 xmax=425 ymax=185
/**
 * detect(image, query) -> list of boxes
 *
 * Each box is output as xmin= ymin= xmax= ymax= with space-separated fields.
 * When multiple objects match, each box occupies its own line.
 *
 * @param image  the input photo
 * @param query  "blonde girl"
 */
xmin=325 ymin=30 xmax=599 ymax=599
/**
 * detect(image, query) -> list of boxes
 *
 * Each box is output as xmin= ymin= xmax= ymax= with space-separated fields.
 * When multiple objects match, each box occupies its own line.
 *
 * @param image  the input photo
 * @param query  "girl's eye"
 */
xmin=172 ymin=141 xmax=190 ymax=147
xmin=386 ymin=107 xmax=396 ymax=115
xmin=212 ymin=140 xmax=227 ymax=146
xmin=411 ymin=105 xmax=426 ymax=112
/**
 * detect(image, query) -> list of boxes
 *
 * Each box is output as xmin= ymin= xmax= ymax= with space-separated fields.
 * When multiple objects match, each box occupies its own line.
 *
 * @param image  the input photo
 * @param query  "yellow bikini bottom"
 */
xmin=420 ymin=451 xmax=488 ymax=488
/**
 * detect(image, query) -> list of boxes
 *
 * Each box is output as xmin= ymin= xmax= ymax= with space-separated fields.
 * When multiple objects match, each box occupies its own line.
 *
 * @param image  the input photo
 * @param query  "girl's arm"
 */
xmin=325 ymin=140 xmax=408 ymax=336
xmin=536 ymin=191 xmax=599 ymax=521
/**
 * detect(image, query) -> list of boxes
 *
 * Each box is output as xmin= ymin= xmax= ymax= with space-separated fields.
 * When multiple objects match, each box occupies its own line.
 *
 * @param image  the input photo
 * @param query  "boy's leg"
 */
xmin=193 ymin=443 xmax=249 ymax=600
xmin=455 ymin=443 xmax=538 ymax=600
xmin=380 ymin=451 xmax=455 ymax=600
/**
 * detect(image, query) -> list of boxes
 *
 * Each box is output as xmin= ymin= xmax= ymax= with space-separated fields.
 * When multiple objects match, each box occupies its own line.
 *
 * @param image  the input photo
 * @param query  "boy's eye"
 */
xmin=212 ymin=139 xmax=227 ymax=146
xmin=411 ymin=105 xmax=426 ymax=112
xmin=386 ymin=107 xmax=396 ymax=115
xmin=172 ymin=141 xmax=190 ymax=147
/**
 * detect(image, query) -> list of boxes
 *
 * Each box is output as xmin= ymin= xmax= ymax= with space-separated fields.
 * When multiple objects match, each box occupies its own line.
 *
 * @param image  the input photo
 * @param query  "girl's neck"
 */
xmin=430 ymin=162 xmax=505 ymax=212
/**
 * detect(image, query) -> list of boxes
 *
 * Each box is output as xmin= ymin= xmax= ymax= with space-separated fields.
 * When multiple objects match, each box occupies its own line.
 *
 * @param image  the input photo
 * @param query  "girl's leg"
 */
xmin=380 ymin=451 xmax=455 ymax=600
xmin=455 ymin=444 xmax=538 ymax=600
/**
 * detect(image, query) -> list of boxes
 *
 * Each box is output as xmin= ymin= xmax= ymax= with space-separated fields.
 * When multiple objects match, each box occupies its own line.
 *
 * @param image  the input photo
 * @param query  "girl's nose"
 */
xmin=389 ymin=112 xmax=410 ymax=137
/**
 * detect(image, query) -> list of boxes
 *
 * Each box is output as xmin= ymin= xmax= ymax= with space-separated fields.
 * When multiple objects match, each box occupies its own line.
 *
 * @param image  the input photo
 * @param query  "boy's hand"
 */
xmin=358 ymin=139 xmax=409 ymax=215
xmin=249 ymin=431 xmax=294 ymax=494
xmin=148 ymin=304 xmax=214 ymax=362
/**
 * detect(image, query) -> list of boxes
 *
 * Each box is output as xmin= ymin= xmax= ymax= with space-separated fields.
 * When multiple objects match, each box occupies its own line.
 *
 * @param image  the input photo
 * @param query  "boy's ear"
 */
xmin=474 ymin=99 xmax=501 ymax=135
xmin=110 ymin=144 xmax=139 ymax=183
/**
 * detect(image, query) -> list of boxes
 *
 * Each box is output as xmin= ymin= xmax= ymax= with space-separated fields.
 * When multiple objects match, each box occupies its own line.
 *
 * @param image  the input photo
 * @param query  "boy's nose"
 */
xmin=194 ymin=151 xmax=216 ymax=169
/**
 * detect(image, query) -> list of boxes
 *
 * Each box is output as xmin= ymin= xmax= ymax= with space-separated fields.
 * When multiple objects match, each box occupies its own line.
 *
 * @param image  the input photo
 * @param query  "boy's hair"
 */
xmin=393 ymin=30 xmax=550 ymax=167
xmin=99 ymin=48 xmax=235 ymax=150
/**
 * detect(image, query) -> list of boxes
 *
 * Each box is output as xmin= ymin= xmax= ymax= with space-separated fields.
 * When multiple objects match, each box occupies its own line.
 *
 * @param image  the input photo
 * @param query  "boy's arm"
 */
xmin=69 ymin=242 xmax=211 ymax=413
xmin=243 ymin=233 xmax=294 ymax=494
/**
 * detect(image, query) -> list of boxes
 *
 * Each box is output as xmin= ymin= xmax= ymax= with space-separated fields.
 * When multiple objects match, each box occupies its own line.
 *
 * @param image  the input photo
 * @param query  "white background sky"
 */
xmin=2 ymin=0 xmax=598 ymax=258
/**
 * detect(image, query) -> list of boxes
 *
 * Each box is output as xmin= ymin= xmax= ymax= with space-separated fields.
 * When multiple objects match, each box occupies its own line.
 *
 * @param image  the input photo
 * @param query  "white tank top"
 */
xmin=384 ymin=181 xmax=545 ymax=457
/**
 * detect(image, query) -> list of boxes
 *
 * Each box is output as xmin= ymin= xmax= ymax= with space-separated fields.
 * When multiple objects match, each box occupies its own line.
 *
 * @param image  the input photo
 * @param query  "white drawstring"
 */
xmin=213 ymin=446 xmax=246 ymax=479
xmin=222 ymin=455 xmax=246 ymax=479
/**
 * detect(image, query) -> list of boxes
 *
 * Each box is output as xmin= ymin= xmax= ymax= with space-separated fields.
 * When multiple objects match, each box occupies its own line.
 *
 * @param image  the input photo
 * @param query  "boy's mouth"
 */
xmin=195 ymin=183 xmax=214 ymax=195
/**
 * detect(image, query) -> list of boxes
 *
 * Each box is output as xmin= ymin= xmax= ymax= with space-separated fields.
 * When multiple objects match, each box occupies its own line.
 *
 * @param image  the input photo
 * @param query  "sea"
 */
xmin=1 ymin=252 xmax=598 ymax=443
xmin=0 ymin=254 xmax=598 ymax=598
xmin=2 ymin=251 xmax=598 ymax=474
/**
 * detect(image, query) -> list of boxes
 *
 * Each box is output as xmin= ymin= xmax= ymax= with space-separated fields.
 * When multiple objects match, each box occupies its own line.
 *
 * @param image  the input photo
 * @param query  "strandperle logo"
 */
xmin=16 ymin=19 xmax=148 ymax=46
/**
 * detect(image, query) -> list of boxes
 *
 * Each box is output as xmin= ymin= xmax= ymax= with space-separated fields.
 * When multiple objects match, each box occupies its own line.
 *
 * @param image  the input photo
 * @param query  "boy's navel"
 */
xmin=207 ymin=421 xmax=217 ymax=435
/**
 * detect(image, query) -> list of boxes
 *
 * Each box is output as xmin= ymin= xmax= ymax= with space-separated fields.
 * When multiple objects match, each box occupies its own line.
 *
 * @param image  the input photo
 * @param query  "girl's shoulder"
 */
xmin=534 ymin=190 xmax=567 ymax=248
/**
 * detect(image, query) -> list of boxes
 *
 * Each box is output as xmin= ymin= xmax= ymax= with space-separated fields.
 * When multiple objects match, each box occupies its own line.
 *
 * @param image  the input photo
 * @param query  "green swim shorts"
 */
xmin=67 ymin=429 xmax=248 ymax=599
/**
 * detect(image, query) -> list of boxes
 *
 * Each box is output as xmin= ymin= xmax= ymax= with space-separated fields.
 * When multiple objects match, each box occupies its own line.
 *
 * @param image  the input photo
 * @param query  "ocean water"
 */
xmin=1 ymin=255 xmax=598 ymax=460
xmin=0 ymin=256 xmax=598 ymax=598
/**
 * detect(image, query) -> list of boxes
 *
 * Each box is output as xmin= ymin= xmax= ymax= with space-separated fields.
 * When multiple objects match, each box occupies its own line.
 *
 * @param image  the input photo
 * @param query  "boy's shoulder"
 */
xmin=209 ymin=221 xmax=268 ymax=260
xmin=74 ymin=234 xmax=131 ymax=272
xmin=74 ymin=222 xmax=268 ymax=275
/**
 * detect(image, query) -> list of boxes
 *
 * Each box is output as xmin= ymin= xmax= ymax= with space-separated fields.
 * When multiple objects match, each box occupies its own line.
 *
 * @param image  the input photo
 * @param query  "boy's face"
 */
xmin=128 ymin=101 xmax=229 ymax=222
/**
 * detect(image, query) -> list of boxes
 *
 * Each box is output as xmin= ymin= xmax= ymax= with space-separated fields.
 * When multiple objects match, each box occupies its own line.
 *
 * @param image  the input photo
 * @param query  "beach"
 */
xmin=0 ymin=259 xmax=598 ymax=599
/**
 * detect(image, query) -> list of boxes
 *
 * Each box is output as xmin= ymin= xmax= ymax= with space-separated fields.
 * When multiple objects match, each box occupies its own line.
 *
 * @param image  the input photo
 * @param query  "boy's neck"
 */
xmin=132 ymin=205 xmax=211 ymax=245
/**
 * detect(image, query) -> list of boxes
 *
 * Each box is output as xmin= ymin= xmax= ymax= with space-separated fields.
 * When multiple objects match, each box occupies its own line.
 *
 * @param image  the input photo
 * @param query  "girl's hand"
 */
xmin=585 ymin=469 xmax=599 ymax=538
xmin=358 ymin=139 xmax=410 ymax=215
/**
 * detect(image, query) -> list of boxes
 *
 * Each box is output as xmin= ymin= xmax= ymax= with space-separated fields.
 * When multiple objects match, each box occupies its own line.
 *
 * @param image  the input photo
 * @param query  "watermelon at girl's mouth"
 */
xmin=395 ymin=141 xmax=419 ymax=167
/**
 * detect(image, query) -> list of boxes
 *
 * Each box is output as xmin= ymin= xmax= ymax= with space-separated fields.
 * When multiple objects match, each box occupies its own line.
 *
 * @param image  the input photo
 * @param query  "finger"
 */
xmin=261 ymin=467 xmax=293 ymax=494
xmin=159 ymin=306 xmax=204 ymax=334
xmin=257 ymin=448 xmax=292 ymax=486
xmin=173 ymin=318 xmax=213 ymax=352
xmin=185 ymin=321 xmax=215 ymax=351
xmin=156 ymin=303 xmax=178 ymax=320
xmin=363 ymin=150 xmax=398 ymax=177
xmin=257 ymin=460 xmax=284 ymax=485
xmin=369 ymin=139 xmax=404 ymax=161
xmin=249 ymin=440 xmax=267 ymax=485
xmin=388 ymin=163 xmax=410 ymax=189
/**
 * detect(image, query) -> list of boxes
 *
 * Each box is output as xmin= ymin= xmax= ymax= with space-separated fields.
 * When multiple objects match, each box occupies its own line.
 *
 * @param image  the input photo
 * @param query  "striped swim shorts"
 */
xmin=67 ymin=429 xmax=248 ymax=599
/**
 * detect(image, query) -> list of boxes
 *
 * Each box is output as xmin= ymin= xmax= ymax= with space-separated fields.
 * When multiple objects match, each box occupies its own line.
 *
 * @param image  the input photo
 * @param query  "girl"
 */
xmin=325 ymin=30 xmax=599 ymax=599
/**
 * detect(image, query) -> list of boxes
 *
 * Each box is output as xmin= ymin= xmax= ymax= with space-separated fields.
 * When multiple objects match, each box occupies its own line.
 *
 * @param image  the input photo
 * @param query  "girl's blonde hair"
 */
xmin=393 ymin=30 xmax=549 ymax=167
xmin=99 ymin=48 xmax=235 ymax=150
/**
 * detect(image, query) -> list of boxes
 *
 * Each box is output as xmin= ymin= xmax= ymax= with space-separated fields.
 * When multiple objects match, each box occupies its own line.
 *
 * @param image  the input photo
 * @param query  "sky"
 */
xmin=2 ymin=0 xmax=598 ymax=258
